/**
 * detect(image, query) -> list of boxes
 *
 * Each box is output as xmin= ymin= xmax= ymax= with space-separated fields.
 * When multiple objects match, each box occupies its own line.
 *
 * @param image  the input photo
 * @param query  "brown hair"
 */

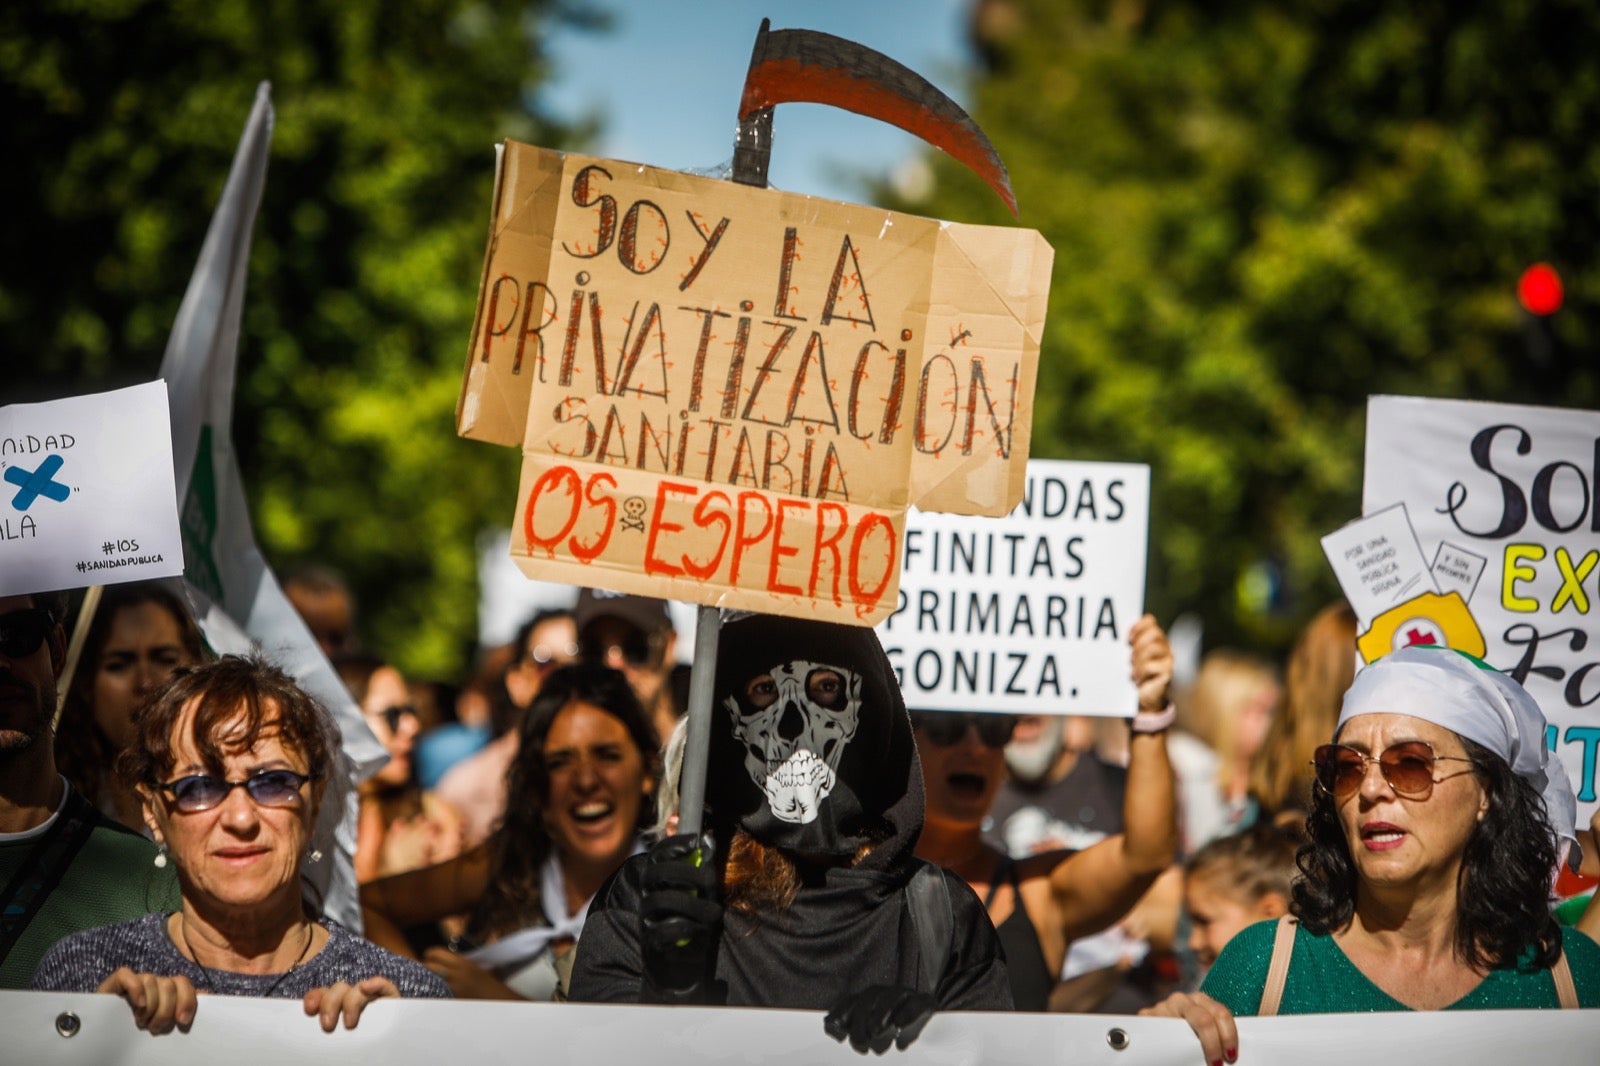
xmin=57 ymin=581 xmax=207 ymax=803
xmin=720 ymin=830 xmax=884 ymax=916
xmin=331 ymin=651 xmax=388 ymax=707
xmin=118 ymin=653 xmax=336 ymax=789
xmin=1186 ymin=816 xmax=1306 ymax=905
xmin=722 ymin=831 xmax=803 ymax=913
xmin=1248 ymin=602 xmax=1358 ymax=816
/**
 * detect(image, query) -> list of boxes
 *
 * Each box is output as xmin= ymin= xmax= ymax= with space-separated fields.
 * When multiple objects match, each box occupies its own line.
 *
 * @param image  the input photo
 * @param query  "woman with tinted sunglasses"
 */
xmin=911 ymin=614 xmax=1179 ymax=1011
xmin=30 ymin=655 xmax=448 ymax=1032
xmin=333 ymin=653 xmax=462 ymax=883
xmin=1144 ymin=646 xmax=1600 ymax=1064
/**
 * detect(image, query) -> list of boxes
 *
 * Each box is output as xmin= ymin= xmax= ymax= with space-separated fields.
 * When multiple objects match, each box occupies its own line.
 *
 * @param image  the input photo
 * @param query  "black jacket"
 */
xmin=570 ymin=613 xmax=1012 ymax=1010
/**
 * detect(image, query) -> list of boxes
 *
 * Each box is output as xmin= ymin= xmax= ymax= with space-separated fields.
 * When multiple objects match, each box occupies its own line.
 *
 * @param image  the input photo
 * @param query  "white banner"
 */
xmin=0 ymin=383 xmax=183 ymax=596
xmin=2 ymin=993 xmax=1595 ymax=1065
xmin=878 ymin=460 xmax=1149 ymax=715
xmin=1365 ymin=395 xmax=1600 ymax=818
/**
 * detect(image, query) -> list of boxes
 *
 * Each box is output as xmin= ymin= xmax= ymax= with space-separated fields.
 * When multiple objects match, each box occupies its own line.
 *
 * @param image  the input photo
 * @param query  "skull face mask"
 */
xmin=707 ymin=612 xmax=918 ymax=860
xmin=725 ymin=660 xmax=862 ymax=824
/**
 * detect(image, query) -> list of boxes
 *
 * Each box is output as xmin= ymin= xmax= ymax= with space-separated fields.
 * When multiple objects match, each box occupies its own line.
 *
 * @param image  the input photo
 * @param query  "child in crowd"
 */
xmin=1182 ymin=819 xmax=1303 ymax=975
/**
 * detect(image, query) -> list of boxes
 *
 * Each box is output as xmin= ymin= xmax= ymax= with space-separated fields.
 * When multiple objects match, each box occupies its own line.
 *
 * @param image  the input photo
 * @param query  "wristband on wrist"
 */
xmin=1130 ymin=702 xmax=1176 ymax=734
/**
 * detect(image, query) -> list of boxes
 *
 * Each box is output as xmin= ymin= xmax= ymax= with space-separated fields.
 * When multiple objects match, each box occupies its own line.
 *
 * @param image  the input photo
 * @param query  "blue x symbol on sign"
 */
xmin=5 ymin=454 xmax=70 ymax=511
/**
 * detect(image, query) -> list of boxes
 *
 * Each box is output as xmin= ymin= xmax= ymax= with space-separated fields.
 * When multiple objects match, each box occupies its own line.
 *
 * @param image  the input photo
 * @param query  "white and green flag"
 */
xmin=158 ymin=82 xmax=383 ymax=930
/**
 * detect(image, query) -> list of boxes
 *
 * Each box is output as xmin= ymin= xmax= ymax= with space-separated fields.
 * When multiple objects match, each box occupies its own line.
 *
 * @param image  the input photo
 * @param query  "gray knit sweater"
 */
xmin=29 ymin=913 xmax=449 ymax=999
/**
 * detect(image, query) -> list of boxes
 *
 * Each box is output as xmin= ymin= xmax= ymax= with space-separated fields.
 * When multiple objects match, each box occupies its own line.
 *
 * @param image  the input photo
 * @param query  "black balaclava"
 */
xmin=706 ymin=612 xmax=917 ymax=859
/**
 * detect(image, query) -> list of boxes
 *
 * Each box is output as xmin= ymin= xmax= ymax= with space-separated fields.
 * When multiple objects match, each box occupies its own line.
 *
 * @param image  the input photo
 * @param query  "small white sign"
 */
xmin=0 ymin=382 xmax=183 ymax=596
xmin=1430 ymin=540 xmax=1488 ymax=601
xmin=877 ymin=459 xmax=1149 ymax=716
xmin=1319 ymin=503 xmax=1438 ymax=627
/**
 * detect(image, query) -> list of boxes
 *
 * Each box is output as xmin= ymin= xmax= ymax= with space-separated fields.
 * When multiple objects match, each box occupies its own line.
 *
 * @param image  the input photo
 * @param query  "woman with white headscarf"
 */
xmin=1144 ymin=646 xmax=1600 ymax=1064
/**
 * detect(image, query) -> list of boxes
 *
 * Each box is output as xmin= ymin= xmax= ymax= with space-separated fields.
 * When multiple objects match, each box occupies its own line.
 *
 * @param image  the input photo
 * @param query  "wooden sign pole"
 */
xmin=672 ymin=18 xmax=1017 ymax=839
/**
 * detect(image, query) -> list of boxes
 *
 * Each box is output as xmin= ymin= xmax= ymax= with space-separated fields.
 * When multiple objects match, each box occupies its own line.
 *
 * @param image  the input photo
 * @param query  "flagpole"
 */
xmin=52 ymin=585 xmax=102 ymax=726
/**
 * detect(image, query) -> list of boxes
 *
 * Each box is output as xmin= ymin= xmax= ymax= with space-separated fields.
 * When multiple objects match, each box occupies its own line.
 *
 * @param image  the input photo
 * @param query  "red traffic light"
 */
xmin=1518 ymin=262 xmax=1563 ymax=316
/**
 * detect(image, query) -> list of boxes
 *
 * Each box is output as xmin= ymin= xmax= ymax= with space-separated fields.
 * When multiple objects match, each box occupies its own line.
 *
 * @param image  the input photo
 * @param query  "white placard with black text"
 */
xmin=0 ymin=382 xmax=183 ymax=597
xmin=878 ymin=459 xmax=1149 ymax=715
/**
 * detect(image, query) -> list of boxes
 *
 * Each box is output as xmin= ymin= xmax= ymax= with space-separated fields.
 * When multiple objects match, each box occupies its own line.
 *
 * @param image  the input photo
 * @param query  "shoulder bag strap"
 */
xmin=1552 ymin=946 xmax=1577 ymax=1009
xmin=1258 ymin=914 xmax=1299 ymax=1016
xmin=0 ymin=787 xmax=99 ymax=963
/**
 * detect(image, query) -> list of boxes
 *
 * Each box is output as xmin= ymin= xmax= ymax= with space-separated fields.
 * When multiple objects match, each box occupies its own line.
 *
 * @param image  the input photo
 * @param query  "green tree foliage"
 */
xmin=2 ymin=0 xmax=597 ymax=675
xmin=898 ymin=0 xmax=1600 ymax=646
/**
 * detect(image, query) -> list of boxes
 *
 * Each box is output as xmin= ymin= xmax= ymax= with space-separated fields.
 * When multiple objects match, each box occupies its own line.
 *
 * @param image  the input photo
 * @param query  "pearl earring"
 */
xmin=153 ymin=845 xmax=169 ymax=869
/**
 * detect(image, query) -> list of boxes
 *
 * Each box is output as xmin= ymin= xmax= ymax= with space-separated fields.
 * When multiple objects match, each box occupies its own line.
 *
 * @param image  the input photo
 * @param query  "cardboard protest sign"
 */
xmin=457 ymin=144 xmax=1052 ymax=624
xmin=1363 ymin=395 xmax=1600 ymax=811
xmin=878 ymin=459 xmax=1149 ymax=715
xmin=0 ymin=382 xmax=184 ymax=596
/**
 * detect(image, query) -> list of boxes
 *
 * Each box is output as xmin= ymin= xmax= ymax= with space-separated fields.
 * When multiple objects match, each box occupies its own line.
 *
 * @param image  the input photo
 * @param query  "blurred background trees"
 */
xmin=897 ymin=0 xmax=1600 ymax=647
xmin=6 ymin=0 xmax=1596 ymax=673
xmin=2 ymin=0 xmax=595 ymax=674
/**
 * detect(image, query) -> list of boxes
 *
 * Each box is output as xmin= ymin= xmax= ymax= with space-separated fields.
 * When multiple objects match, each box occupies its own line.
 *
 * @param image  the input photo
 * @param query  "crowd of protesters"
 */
xmin=3 ymin=573 xmax=1597 ymax=1057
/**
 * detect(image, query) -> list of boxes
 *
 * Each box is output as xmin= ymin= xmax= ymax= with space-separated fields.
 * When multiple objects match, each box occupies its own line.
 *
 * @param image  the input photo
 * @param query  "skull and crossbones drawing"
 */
xmin=619 ymin=495 xmax=647 ymax=533
xmin=725 ymin=660 xmax=862 ymax=824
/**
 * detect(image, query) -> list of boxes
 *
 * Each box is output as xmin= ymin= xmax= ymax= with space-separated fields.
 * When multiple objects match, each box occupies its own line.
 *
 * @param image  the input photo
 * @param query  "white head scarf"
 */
xmin=1336 ymin=646 xmax=1579 ymax=869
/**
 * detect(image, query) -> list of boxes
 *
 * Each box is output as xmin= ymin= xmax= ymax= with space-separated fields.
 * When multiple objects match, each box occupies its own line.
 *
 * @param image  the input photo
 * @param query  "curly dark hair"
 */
xmin=471 ymin=662 xmax=660 ymax=938
xmin=1293 ymin=735 xmax=1560 ymax=971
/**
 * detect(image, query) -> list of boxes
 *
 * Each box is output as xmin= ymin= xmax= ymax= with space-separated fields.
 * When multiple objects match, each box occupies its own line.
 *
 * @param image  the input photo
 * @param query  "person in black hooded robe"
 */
xmin=569 ymin=611 xmax=1013 ymax=1050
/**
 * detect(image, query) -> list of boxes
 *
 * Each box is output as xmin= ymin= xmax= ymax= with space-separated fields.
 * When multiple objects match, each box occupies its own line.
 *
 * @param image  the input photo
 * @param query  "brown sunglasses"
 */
xmin=1311 ymin=741 xmax=1475 ymax=802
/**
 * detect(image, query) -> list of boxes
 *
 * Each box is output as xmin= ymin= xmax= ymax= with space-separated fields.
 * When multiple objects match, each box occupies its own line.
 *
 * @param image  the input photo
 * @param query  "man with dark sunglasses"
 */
xmin=0 ymin=590 xmax=180 ymax=987
xmin=574 ymin=588 xmax=685 ymax=744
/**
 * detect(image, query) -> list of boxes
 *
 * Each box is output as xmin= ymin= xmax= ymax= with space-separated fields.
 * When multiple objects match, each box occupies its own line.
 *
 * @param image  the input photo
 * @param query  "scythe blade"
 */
xmin=731 ymin=18 xmax=1017 ymax=215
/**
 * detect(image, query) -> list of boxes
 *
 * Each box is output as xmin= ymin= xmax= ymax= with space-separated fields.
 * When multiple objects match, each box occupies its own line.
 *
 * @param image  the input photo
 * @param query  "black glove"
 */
xmin=639 ymin=832 xmax=722 ymax=1003
xmin=824 ymin=985 xmax=937 ymax=1055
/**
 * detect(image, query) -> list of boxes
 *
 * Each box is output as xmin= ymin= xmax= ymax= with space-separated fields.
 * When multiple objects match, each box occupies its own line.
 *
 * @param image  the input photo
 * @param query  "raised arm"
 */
xmin=1048 ymin=614 xmax=1178 ymax=943
xmin=359 ymin=843 xmax=492 ymax=956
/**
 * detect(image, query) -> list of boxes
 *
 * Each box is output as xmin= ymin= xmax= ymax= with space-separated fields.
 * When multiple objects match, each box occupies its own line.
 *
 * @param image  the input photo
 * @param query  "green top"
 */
xmin=0 ymin=791 xmax=181 ymax=989
xmin=1202 ymin=918 xmax=1600 ymax=1013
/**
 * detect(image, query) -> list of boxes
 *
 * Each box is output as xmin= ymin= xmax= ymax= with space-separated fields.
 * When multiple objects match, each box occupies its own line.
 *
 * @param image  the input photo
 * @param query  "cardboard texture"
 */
xmin=458 ymin=143 xmax=1052 ymax=623
xmin=910 ymin=222 xmax=1052 ymax=515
